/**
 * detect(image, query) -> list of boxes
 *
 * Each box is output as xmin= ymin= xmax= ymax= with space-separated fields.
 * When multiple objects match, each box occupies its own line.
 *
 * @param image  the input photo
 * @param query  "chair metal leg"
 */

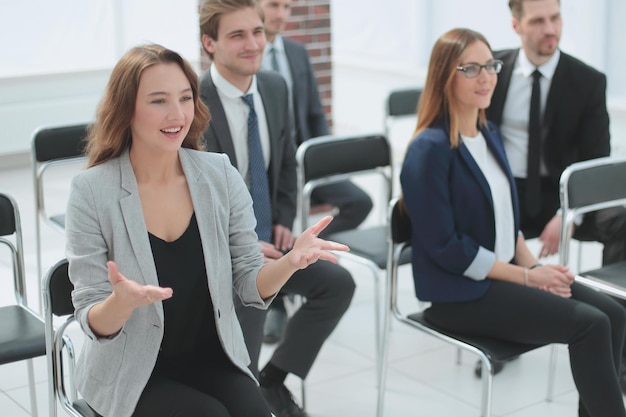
xmin=376 ymin=269 xmax=394 ymax=417
xmin=546 ymin=345 xmax=558 ymax=402
xmin=301 ymin=378 xmax=306 ymax=410
xmin=480 ymin=357 xmax=494 ymax=417
xmin=27 ymin=358 xmax=39 ymax=417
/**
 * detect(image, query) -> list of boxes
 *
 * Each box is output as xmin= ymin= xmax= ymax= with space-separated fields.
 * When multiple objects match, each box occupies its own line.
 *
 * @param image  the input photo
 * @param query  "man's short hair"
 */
xmin=199 ymin=0 xmax=262 ymax=41
xmin=508 ymin=0 xmax=560 ymax=20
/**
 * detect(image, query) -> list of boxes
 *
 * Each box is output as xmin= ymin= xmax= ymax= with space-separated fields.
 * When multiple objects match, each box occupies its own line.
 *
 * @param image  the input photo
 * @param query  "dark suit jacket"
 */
xmin=487 ymin=48 xmax=610 ymax=191
xmin=400 ymin=121 xmax=520 ymax=303
xmin=200 ymin=69 xmax=298 ymax=230
xmin=283 ymin=38 xmax=329 ymax=143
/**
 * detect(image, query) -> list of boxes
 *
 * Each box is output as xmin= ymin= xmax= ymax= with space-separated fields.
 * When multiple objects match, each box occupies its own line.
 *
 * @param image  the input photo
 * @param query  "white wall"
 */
xmin=331 ymin=0 xmax=626 ymax=157
xmin=2 ymin=0 xmax=625 ymax=161
xmin=0 ymin=0 xmax=199 ymax=163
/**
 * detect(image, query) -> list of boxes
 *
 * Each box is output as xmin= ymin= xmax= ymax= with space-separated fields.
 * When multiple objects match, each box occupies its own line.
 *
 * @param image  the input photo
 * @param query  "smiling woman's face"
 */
xmin=130 ymin=62 xmax=194 ymax=155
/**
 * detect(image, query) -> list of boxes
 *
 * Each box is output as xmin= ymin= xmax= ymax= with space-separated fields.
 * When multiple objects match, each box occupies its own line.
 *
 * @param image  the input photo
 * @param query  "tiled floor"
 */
xmin=1 ymin=155 xmax=619 ymax=417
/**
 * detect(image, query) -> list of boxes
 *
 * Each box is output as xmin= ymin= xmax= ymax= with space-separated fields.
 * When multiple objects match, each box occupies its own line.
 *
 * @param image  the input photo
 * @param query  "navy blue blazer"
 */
xmin=400 ymin=120 xmax=520 ymax=303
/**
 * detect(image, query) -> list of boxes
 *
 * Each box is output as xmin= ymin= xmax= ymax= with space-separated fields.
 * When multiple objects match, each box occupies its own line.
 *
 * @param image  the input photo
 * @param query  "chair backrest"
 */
xmin=383 ymin=87 xmax=422 ymax=167
xmin=43 ymin=258 xmax=93 ymax=417
xmin=32 ymin=122 xmax=89 ymax=223
xmin=387 ymin=198 xmax=413 ymax=313
xmin=389 ymin=197 xmax=412 ymax=246
xmin=296 ymin=133 xmax=393 ymax=232
xmin=559 ymin=156 xmax=626 ymax=265
xmin=385 ymin=87 xmax=422 ymax=120
xmin=44 ymin=259 xmax=74 ymax=318
xmin=0 ymin=192 xmax=27 ymax=306
xmin=32 ymin=123 xmax=89 ymax=165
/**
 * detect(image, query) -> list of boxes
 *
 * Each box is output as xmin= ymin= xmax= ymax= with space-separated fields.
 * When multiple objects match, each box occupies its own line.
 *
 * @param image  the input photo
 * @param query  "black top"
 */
xmin=148 ymin=213 xmax=227 ymax=377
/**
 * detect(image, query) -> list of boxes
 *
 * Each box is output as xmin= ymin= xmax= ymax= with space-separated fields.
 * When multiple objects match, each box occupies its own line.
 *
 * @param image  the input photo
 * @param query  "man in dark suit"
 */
xmin=198 ymin=1 xmax=355 ymax=416
xmin=258 ymin=0 xmax=372 ymax=238
xmin=257 ymin=0 xmax=373 ymax=344
xmin=484 ymin=0 xmax=626 ymax=381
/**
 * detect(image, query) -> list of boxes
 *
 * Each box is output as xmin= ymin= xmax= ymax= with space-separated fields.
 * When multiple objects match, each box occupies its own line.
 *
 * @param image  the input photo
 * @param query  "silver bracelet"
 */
xmin=524 ymin=267 xmax=529 ymax=286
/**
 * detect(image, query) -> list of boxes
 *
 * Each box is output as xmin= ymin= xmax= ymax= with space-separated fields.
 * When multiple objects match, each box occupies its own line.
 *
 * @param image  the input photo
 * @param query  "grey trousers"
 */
xmin=236 ymin=260 xmax=355 ymax=379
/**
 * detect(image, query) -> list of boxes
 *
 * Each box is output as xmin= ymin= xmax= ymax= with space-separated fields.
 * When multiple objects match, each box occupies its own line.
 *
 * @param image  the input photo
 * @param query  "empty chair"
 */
xmin=377 ymin=198 xmax=557 ymax=417
xmin=383 ymin=87 xmax=422 ymax=166
xmin=31 ymin=122 xmax=89 ymax=305
xmin=43 ymin=258 xmax=99 ymax=417
xmin=383 ymin=87 xmax=422 ymax=135
xmin=559 ymin=156 xmax=626 ymax=298
xmin=0 ymin=192 xmax=46 ymax=417
xmin=296 ymin=133 xmax=411 ymax=367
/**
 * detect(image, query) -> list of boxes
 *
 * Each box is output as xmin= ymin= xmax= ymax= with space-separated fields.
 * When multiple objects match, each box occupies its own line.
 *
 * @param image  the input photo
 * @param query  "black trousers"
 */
xmin=311 ymin=180 xmax=373 ymax=238
xmin=426 ymin=281 xmax=626 ymax=417
xmin=237 ymin=260 xmax=355 ymax=379
xmin=515 ymin=177 xmax=626 ymax=265
xmin=130 ymin=363 xmax=271 ymax=417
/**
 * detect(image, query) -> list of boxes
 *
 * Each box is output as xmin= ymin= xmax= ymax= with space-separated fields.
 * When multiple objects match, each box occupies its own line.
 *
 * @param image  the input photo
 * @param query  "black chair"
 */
xmin=296 ymin=133 xmax=412 ymax=374
xmin=559 ymin=156 xmax=626 ymax=298
xmin=0 ymin=192 xmax=46 ymax=417
xmin=31 ymin=122 xmax=89 ymax=305
xmin=384 ymin=87 xmax=422 ymax=165
xmin=383 ymin=87 xmax=422 ymax=135
xmin=43 ymin=258 xmax=99 ymax=417
xmin=376 ymin=198 xmax=557 ymax=417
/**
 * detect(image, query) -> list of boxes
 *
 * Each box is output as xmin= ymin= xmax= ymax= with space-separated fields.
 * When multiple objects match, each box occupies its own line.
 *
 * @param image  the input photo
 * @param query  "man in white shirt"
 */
xmin=198 ymin=1 xmax=356 ymax=416
xmin=485 ymin=0 xmax=626 ymax=385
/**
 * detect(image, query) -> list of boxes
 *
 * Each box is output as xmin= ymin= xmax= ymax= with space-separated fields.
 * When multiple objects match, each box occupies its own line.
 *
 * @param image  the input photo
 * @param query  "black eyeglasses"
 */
xmin=456 ymin=60 xmax=503 ymax=78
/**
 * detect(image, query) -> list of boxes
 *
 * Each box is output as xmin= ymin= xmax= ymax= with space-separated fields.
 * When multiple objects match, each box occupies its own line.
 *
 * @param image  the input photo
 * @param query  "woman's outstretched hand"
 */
xmin=286 ymin=216 xmax=349 ymax=270
xmin=107 ymin=261 xmax=173 ymax=308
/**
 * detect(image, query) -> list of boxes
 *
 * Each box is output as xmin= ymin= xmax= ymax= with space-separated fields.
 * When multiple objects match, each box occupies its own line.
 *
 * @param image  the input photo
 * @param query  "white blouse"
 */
xmin=462 ymin=132 xmax=515 ymax=262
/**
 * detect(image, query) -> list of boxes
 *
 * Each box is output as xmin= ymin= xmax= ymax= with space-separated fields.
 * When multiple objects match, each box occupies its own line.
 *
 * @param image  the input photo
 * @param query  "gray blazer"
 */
xmin=65 ymin=148 xmax=269 ymax=417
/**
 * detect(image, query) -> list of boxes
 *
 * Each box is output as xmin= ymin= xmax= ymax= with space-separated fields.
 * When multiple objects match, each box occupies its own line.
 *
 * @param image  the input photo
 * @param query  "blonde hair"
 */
xmin=85 ymin=44 xmax=210 ymax=167
xmin=199 ymin=0 xmax=262 ymax=59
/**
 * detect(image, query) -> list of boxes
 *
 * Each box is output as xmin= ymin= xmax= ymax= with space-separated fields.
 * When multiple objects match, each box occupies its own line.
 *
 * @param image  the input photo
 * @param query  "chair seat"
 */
xmin=407 ymin=311 xmax=546 ymax=362
xmin=0 ymin=306 xmax=46 ymax=364
xmin=328 ymin=226 xmax=412 ymax=268
xmin=578 ymin=261 xmax=626 ymax=300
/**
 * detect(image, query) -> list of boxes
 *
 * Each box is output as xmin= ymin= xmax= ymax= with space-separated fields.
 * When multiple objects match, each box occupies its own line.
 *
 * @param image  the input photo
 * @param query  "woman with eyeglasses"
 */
xmin=400 ymin=28 xmax=626 ymax=417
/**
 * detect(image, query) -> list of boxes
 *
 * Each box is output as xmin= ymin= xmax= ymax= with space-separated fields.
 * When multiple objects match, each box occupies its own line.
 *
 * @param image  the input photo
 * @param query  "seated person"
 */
xmin=400 ymin=27 xmax=626 ymax=417
xmin=65 ymin=43 xmax=347 ymax=417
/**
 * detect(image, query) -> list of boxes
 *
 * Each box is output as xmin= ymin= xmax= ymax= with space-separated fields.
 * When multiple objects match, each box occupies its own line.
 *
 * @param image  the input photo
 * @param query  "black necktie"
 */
xmin=241 ymin=94 xmax=272 ymax=242
xmin=526 ymin=69 xmax=542 ymax=217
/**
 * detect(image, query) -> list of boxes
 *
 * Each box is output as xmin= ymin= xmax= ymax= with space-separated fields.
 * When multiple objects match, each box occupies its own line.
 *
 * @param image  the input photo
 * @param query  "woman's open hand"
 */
xmin=107 ymin=261 xmax=173 ymax=308
xmin=286 ymin=216 xmax=349 ymax=270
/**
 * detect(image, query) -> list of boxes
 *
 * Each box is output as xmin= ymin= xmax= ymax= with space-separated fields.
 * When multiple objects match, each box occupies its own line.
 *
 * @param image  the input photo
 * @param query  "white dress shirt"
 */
xmin=210 ymin=64 xmax=271 ymax=186
xmin=500 ymin=49 xmax=560 ymax=179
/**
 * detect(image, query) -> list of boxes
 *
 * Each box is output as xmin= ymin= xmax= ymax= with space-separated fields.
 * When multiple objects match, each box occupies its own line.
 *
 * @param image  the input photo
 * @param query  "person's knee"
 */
xmin=328 ymin=267 xmax=356 ymax=311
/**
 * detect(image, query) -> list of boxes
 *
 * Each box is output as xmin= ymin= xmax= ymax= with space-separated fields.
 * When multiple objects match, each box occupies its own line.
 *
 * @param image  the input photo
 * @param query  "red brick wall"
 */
xmin=199 ymin=0 xmax=333 ymax=129
xmin=283 ymin=0 xmax=332 ymax=129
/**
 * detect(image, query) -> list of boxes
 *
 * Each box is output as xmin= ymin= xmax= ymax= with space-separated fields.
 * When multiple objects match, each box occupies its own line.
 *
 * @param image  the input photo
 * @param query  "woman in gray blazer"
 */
xmin=65 ymin=44 xmax=346 ymax=417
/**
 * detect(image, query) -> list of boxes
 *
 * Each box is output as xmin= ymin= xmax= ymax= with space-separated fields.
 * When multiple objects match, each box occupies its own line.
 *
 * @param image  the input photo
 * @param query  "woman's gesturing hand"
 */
xmin=286 ymin=216 xmax=349 ymax=270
